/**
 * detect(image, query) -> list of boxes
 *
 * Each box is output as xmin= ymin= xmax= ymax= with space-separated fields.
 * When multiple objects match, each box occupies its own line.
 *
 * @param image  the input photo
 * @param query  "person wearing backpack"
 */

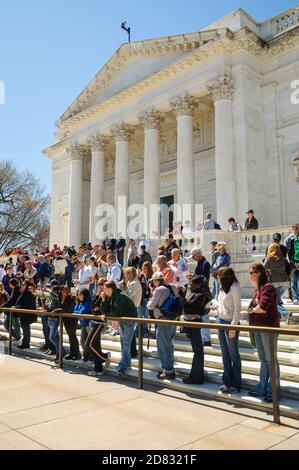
xmin=100 ymin=281 xmax=137 ymax=376
xmin=264 ymin=242 xmax=290 ymax=321
xmin=147 ymin=272 xmax=179 ymax=380
xmin=183 ymin=276 xmax=213 ymax=384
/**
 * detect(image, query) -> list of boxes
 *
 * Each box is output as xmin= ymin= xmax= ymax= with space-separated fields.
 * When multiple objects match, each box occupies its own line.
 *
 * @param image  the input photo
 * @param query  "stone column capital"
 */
xmin=111 ymin=123 xmax=135 ymax=143
xmin=66 ymin=143 xmax=86 ymax=161
xmin=139 ymin=109 xmax=165 ymax=131
xmin=170 ymin=93 xmax=199 ymax=117
xmin=207 ymin=74 xmax=234 ymax=101
xmin=88 ymin=134 xmax=109 ymax=153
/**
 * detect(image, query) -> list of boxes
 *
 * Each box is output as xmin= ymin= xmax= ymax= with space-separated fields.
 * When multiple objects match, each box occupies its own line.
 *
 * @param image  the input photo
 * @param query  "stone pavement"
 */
xmin=0 ymin=355 xmax=298 ymax=450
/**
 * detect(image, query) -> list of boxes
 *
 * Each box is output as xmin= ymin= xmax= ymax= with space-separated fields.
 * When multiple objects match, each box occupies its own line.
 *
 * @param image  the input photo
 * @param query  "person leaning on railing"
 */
xmin=147 ymin=272 xmax=177 ymax=381
xmin=182 ymin=275 xmax=213 ymax=385
xmin=1 ymin=279 xmax=21 ymax=345
xmin=248 ymin=263 xmax=280 ymax=403
xmin=84 ymin=278 xmax=111 ymax=378
xmin=100 ymin=280 xmax=137 ymax=377
xmin=41 ymin=284 xmax=65 ymax=364
xmin=15 ymin=279 xmax=37 ymax=350
xmin=213 ymin=267 xmax=242 ymax=395
xmin=60 ymin=286 xmax=80 ymax=361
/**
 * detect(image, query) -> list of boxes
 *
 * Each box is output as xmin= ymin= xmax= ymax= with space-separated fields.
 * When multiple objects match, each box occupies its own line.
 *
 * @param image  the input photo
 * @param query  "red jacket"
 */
xmin=249 ymin=283 xmax=280 ymax=328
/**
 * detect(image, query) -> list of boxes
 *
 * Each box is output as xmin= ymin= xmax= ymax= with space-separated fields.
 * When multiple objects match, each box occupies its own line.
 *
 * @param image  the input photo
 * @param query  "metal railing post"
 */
xmin=137 ymin=322 xmax=144 ymax=390
xmin=8 ymin=311 xmax=13 ymax=356
xmin=269 ymin=332 xmax=280 ymax=424
xmin=59 ymin=315 xmax=64 ymax=370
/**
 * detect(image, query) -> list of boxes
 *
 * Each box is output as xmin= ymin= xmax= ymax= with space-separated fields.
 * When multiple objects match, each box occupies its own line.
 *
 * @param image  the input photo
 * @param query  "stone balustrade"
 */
xmin=276 ymin=7 xmax=299 ymax=34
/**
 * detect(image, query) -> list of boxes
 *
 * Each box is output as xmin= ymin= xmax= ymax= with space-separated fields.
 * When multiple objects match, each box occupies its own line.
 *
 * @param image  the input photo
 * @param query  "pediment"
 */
xmin=57 ymin=31 xmax=220 ymax=125
xmin=86 ymin=52 xmax=190 ymax=108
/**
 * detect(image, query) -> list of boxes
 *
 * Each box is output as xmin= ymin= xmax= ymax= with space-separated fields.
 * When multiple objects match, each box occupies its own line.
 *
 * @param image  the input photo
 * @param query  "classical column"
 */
xmin=170 ymin=93 xmax=198 ymax=225
xmin=67 ymin=144 xmax=85 ymax=248
xmin=88 ymin=135 xmax=108 ymax=244
xmin=208 ymin=75 xmax=236 ymax=228
xmin=111 ymin=123 xmax=134 ymax=236
xmin=139 ymin=110 xmax=164 ymax=238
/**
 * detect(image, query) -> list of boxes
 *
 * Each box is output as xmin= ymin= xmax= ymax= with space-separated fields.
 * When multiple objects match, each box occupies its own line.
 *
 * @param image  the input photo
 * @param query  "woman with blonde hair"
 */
xmin=211 ymin=242 xmax=231 ymax=299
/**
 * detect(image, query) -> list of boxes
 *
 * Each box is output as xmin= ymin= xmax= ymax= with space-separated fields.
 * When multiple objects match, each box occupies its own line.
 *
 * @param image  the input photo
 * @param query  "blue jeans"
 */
xmin=185 ymin=325 xmax=204 ymax=383
xmin=201 ymin=313 xmax=211 ymax=343
xmin=253 ymin=332 xmax=280 ymax=400
xmin=212 ymin=278 xmax=219 ymax=299
xmin=218 ymin=320 xmax=242 ymax=390
xmin=156 ymin=324 xmax=177 ymax=372
xmin=4 ymin=314 xmax=21 ymax=341
xmin=80 ymin=324 xmax=91 ymax=362
xmin=291 ymin=270 xmax=299 ymax=301
xmin=136 ymin=301 xmax=150 ymax=336
xmin=48 ymin=318 xmax=60 ymax=356
xmin=275 ymin=286 xmax=289 ymax=320
xmin=89 ymin=282 xmax=97 ymax=299
xmin=119 ymin=321 xmax=135 ymax=371
xmin=42 ymin=315 xmax=55 ymax=352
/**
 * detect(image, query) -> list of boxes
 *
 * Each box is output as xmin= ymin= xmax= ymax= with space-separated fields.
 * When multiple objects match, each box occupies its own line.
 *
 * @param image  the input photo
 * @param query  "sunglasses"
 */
xmin=249 ymin=271 xmax=257 ymax=275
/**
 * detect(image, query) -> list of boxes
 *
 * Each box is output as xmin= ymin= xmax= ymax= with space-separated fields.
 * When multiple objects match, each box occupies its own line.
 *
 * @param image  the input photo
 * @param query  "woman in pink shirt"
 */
xmin=156 ymin=255 xmax=174 ymax=284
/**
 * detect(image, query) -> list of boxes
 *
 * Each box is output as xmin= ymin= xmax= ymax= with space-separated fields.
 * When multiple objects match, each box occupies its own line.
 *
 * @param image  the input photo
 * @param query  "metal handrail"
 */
xmin=2 ymin=306 xmax=299 ymax=425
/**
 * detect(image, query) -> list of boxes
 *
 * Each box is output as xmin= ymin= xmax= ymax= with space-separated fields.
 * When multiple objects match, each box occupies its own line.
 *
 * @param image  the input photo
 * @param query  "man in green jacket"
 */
xmin=101 ymin=281 xmax=137 ymax=375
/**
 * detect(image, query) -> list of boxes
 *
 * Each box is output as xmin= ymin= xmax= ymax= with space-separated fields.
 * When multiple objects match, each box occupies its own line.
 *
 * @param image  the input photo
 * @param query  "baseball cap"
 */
xmin=150 ymin=272 xmax=164 ymax=282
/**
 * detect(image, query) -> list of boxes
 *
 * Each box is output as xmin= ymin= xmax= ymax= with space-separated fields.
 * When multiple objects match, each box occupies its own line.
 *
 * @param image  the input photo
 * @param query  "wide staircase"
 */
xmin=1 ymin=301 xmax=299 ymax=419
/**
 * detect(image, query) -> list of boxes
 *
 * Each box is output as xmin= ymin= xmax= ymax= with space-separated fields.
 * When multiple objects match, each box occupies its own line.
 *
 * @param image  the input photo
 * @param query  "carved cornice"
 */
xmin=47 ymin=26 xmax=299 ymax=141
xmin=111 ymin=123 xmax=135 ymax=143
xmin=139 ymin=109 xmax=165 ymax=130
xmin=170 ymin=93 xmax=199 ymax=117
xmin=66 ymin=143 xmax=86 ymax=161
xmin=207 ymin=75 xmax=234 ymax=101
xmin=88 ymin=134 xmax=109 ymax=152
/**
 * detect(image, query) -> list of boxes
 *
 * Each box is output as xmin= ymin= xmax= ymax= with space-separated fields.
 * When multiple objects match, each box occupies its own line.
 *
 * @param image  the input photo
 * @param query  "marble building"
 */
xmin=43 ymin=5 xmax=299 ymax=248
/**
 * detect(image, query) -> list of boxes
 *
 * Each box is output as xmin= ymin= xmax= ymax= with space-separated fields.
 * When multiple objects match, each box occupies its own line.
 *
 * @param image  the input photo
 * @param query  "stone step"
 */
xmin=2 ymin=323 xmax=299 ymax=371
xmin=4 ymin=327 xmax=299 ymax=395
xmin=6 ymin=345 xmax=299 ymax=415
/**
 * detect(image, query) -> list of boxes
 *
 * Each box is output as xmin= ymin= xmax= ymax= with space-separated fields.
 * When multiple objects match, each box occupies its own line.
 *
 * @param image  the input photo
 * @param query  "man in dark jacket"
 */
xmin=189 ymin=248 xmax=211 ymax=346
xmin=244 ymin=210 xmax=259 ymax=251
xmin=101 ymin=281 xmax=137 ymax=376
xmin=137 ymin=245 xmax=152 ymax=270
xmin=189 ymin=248 xmax=211 ymax=282
xmin=15 ymin=280 xmax=37 ymax=350
xmin=115 ymin=235 xmax=126 ymax=267
xmin=165 ymin=235 xmax=179 ymax=261
xmin=289 ymin=224 xmax=299 ymax=304
xmin=2 ymin=278 xmax=21 ymax=345
xmin=36 ymin=255 xmax=51 ymax=286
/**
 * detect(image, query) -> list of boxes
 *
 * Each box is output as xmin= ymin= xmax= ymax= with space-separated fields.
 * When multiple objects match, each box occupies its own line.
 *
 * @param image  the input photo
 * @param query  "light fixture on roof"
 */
xmin=121 ymin=21 xmax=131 ymax=43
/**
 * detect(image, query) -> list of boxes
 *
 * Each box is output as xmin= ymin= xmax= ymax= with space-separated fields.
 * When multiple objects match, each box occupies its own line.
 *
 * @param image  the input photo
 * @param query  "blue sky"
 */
xmin=0 ymin=0 xmax=296 ymax=191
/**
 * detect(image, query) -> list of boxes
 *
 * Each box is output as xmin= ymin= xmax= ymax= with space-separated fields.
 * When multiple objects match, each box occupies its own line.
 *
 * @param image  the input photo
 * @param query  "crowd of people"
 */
xmin=0 ymin=222 xmax=299 ymax=404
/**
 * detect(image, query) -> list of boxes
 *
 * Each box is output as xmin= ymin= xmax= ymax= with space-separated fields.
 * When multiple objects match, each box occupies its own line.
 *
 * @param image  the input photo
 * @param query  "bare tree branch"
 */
xmin=0 ymin=160 xmax=50 ymax=252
